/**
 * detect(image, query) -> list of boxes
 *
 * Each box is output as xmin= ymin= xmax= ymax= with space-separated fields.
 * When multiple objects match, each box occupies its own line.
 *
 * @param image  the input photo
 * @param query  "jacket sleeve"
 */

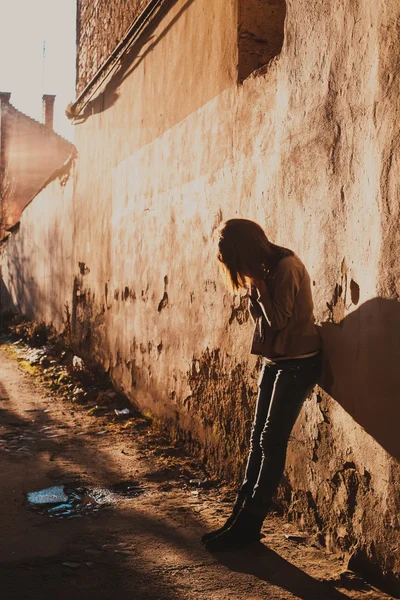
xmin=248 ymin=297 xmax=263 ymax=322
xmin=257 ymin=258 xmax=304 ymax=331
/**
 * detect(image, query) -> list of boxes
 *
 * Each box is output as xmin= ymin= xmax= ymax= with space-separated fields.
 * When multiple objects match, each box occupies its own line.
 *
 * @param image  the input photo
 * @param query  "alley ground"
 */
xmin=0 ymin=340 xmax=395 ymax=600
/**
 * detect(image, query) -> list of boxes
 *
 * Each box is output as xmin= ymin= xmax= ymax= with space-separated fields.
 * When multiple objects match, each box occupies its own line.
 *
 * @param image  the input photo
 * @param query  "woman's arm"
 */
xmin=248 ymin=299 xmax=263 ymax=322
xmin=246 ymin=282 xmax=263 ymax=322
xmin=255 ymin=259 xmax=304 ymax=330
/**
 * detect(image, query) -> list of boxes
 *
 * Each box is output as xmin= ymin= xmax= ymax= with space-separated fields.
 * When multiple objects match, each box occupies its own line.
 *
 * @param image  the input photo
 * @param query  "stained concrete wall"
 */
xmin=1 ymin=0 xmax=399 ymax=589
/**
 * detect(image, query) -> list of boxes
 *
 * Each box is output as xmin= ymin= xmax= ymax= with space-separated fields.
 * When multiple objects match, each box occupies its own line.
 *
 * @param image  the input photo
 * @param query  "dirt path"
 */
xmin=0 ymin=342 xmax=394 ymax=600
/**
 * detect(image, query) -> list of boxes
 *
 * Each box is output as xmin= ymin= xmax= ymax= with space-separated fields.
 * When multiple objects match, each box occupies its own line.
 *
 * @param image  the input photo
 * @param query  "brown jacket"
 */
xmin=249 ymin=254 xmax=321 ymax=358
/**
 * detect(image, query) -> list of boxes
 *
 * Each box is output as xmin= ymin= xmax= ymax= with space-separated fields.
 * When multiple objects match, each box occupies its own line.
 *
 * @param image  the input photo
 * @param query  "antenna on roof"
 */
xmin=42 ymin=40 xmax=46 ymax=90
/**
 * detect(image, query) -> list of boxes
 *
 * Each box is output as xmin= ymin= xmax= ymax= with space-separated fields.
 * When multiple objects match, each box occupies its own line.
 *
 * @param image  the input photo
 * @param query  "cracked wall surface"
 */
xmin=1 ymin=0 xmax=399 ymax=590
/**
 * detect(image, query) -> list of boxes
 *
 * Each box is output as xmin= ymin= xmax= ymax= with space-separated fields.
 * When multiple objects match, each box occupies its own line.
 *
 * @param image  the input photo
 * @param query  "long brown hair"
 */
xmin=216 ymin=218 xmax=293 ymax=290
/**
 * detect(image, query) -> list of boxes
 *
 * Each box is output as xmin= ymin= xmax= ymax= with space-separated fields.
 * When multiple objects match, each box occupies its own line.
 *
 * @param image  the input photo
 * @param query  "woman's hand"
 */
xmin=254 ymin=278 xmax=268 ymax=296
xmin=252 ymin=277 xmax=273 ymax=327
xmin=246 ymin=281 xmax=258 ymax=300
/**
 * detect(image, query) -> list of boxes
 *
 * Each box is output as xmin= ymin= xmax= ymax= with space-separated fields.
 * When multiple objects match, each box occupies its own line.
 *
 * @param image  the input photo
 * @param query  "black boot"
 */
xmin=201 ymin=490 xmax=246 ymax=545
xmin=204 ymin=507 xmax=264 ymax=551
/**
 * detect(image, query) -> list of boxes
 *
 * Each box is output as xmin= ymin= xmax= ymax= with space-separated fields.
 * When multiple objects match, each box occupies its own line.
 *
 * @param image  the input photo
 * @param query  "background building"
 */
xmin=0 ymin=92 xmax=73 ymax=232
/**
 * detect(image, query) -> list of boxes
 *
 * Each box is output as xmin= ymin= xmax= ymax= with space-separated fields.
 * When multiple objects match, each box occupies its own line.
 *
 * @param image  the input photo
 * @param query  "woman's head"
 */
xmin=215 ymin=218 xmax=292 ymax=290
xmin=215 ymin=219 xmax=271 ymax=290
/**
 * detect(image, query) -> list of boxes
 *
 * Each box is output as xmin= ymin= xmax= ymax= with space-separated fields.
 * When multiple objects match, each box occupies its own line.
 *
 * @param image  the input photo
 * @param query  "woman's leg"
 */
xmin=238 ymin=363 xmax=279 ymax=498
xmin=206 ymin=354 xmax=321 ymax=550
xmin=248 ymin=355 xmax=321 ymax=512
xmin=201 ymin=364 xmax=276 ymax=544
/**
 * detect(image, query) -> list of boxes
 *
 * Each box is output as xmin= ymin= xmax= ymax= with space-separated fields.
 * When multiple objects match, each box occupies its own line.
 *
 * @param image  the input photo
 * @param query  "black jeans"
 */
xmin=241 ymin=353 xmax=322 ymax=513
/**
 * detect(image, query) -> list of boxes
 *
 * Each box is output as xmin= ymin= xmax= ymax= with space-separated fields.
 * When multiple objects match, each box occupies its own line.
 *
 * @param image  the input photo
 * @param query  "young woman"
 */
xmin=202 ymin=218 xmax=321 ymax=551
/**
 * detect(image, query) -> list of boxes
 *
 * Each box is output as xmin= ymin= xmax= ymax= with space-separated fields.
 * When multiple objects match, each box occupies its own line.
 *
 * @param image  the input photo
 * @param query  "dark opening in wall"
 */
xmin=238 ymin=0 xmax=286 ymax=82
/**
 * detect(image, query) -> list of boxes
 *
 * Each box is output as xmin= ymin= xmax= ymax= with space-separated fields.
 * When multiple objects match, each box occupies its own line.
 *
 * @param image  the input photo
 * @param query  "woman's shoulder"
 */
xmin=277 ymin=253 xmax=305 ymax=273
xmin=272 ymin=255 xmax=308 ymax=288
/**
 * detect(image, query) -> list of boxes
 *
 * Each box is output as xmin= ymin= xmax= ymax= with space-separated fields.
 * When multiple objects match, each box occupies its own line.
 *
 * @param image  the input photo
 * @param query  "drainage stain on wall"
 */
xmin=186 ymin=347 xmax=259 ymax=478
xmin=158 ymin=275 xmax=169 ymax=312
xmin=71 ymin=270 xmax=108 ymax=363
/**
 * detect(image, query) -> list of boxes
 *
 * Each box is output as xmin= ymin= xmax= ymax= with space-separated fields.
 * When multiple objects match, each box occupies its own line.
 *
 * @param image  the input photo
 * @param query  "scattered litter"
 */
xmin=26 ymin=479 xmax=147 ymax=520
xmin=27 ymin=486 xmax=69 ymax=505
xmin=96 ymin=430 xmax=108 ymax=436
xmin=72 ymin=356 xmax=84 ymax=370
xmin=20 ymin=348 xmax=45 ymax=364
xmin=114 ymin=408 xmax=130 ymax=416
xmin=26 ymin=484 xmax=111 ymax=518
xmin=48 ymin=503 xmax=73 ymax=514
xmin=191 ymin=490 xmax=200 ymax=496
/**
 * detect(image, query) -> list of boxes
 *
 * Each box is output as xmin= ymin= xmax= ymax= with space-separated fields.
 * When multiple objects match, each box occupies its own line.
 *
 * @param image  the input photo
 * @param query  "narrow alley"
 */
xmin=0 ymin=340 xmax=393 ymax=600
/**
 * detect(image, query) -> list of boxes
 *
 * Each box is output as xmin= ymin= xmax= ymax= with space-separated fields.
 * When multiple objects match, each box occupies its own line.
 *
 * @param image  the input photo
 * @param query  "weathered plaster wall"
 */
xmin=0 ymin=162 xmax=74 ymax=328
xmin=1 ymin=0 xmax=399 ymax=589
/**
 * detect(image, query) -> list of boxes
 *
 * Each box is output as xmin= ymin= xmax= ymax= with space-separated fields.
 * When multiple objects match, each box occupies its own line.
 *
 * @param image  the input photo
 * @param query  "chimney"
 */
xmin=0 ymin=92 xmax=11 ymax=104
xmin=0 ymin=93 xmax=11 ymax=173
xmin=42 ymin=94 xmax=55 ymax=130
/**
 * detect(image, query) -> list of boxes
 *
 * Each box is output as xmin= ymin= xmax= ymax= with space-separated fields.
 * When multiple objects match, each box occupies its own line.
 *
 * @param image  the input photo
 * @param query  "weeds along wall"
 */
xmin=1 ymin=0 xmax=399 ymax=589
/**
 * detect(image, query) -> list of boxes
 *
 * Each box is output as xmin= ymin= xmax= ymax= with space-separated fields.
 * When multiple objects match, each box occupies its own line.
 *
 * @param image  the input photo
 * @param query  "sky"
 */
xmin=0 ymin=0 xmax=76 ymax=141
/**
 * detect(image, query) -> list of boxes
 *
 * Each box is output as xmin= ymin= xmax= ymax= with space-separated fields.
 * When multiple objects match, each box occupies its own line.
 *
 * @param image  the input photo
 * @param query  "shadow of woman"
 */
xmin=317 ymin=297 xmax=400 ymax=460
xmin=212 ymin=542 xmax=351 ymax=599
